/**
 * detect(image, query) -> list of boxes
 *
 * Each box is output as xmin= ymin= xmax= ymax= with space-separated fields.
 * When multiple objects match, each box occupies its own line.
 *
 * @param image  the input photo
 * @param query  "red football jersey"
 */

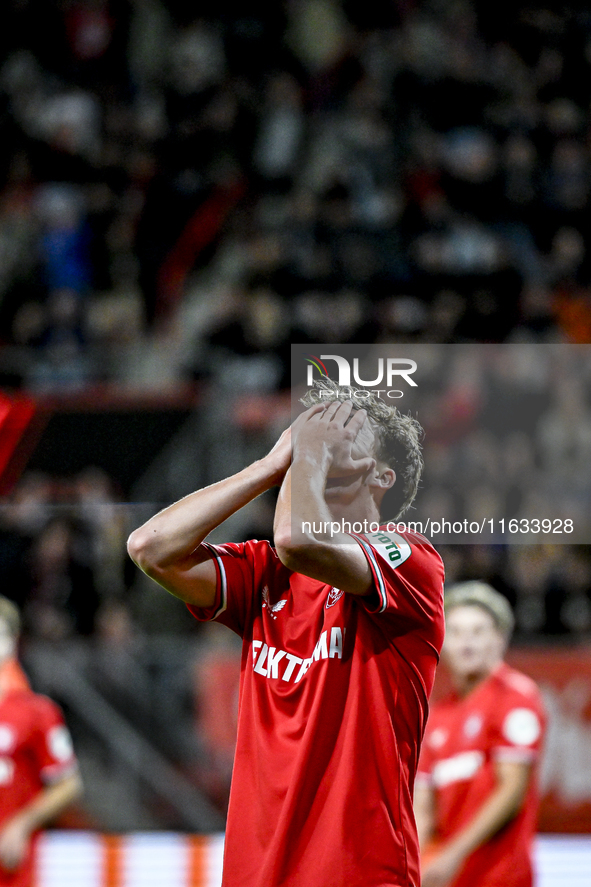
xmin=0 ymin=688 xmax=77 ymax=887
xmin=417 ymin=663 xmax=546 ymax=887
xmin=189 ymin=527 xmax=445 ymax=887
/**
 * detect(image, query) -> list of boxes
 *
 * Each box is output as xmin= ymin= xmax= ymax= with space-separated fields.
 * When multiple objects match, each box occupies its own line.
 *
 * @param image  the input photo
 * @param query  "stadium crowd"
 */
xmin=0 ymin=0 xmax=589 ymax=643
xmin=0 ymin=1 xmax=590 ymax=393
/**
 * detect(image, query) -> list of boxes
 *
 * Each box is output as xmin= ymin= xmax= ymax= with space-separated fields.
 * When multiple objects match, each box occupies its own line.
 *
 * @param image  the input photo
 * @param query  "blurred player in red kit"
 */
xmin=0 ymin=596 xmax=82 ymax=887
xmin=414 ymin=582 xmax=546 ymax=887
xmin=128 ymin=378 xmax=445 ymax=887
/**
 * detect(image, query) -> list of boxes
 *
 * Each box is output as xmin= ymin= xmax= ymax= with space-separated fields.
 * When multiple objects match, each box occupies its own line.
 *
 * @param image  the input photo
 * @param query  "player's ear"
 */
xmin=370 ymin=466 xmax=395 ymax=490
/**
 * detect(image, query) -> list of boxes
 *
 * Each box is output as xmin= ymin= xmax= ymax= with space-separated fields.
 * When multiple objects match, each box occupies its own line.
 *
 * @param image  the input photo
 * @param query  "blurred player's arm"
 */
xmin=0 ymin=771 xmax=82 ymax=871
xmin=414 ymin=780 xmax=436 ymax=850
xmin=127 ymin=428 xmax=292 ymax=606
xmin=421 ymin=759 xmax=531 ymax=887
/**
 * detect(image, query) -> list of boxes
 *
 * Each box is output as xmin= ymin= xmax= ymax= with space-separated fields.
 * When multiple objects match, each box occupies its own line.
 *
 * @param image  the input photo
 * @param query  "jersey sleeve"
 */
xmin=351 ymin=528 xmax=445 ymax=633
xmin=31 ymin=696 xmax=78 ymax=784
xmin=489 ymin=678 xmax=546 ymax=764
xmin=187 ymin=540 xmax=273 ymax=637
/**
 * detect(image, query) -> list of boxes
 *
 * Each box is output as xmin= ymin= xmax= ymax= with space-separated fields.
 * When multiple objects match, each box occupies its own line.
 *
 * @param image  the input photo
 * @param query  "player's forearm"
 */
xmin=14 ymin=772 xmax=82 ymax=835
xmin=415 ymin=811 xmax=434 ymax=850
xmin=274 ymin=456 xmax=333 ymax=551
xmin=128 ymin=457 xmax=281 ymax=571
xmin=440 ymin=775 xmax=526 ymax=864
xmin=274 ymin=460 xmax=372 ymax=594
xmin=414 ymin=783 xmax=435 ymax=849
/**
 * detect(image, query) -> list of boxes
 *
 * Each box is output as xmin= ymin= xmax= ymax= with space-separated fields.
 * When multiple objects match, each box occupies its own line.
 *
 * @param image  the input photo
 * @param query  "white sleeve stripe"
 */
xmin=353 ymin=535 xmax=387 ymax=613
xmin=202 ymin=544 xmax=228 ymax=619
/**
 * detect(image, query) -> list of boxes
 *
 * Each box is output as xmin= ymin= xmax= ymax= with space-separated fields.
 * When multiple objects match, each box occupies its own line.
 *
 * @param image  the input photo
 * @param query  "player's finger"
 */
xmin=316 ymin=400 xmax=341 ymax=422
xmin=355 ymin=457 xmax=376 ymax=474
xmin=348 ymin=406 xmax=367 ymax=428
xmin=306 ymin=402 xmax=329 ymax=417
xmin=328 ymin=399 xmax=354 ymax=423
xmin=294 ymin=403 xmax=326 ymax=426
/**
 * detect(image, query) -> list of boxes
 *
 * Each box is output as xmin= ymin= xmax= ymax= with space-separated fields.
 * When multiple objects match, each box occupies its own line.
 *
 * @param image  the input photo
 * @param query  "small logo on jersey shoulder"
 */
xmin=502 ymin=708 xmax=541 ymax=746
xmin=326 ymin=587 xmax=344 ymax=608
xmin=262 ymin=585 xmax=287 ymax=619
xmin=0 ymin=725 xmax=15 ymax=752
xmin=463 ymin=714 xmax=483 ymax=739
xmin=365 ymin=530 xmax=412 ymax=568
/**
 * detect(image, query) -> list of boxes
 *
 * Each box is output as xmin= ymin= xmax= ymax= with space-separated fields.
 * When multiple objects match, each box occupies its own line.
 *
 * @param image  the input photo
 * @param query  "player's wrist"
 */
xmin=291 ymin=447 xmax=330 ymax=476
xmin=258 ymin=454 xmax=289 ymax=487
xmin=291 ymin=456 xmax=330 ymax=490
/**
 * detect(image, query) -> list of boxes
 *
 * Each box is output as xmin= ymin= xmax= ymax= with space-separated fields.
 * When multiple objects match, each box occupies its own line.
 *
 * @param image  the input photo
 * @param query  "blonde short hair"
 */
xmin=0 ymin=597 xmax=21 ymax=639
xmin=445 ymin=581 xmax=514 ymax=638
xmin=300 ymin=377 xmax=424 ymax=518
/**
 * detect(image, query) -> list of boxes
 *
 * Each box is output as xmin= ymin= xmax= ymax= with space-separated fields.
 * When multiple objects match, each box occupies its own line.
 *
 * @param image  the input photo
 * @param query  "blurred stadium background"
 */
xmin=0 ymin=0 xmax=590 ymax=883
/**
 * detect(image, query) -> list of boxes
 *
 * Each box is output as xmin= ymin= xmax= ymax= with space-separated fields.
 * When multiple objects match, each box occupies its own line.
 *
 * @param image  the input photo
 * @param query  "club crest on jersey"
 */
xmin=262 ymin=585 xmax=287 ymax=619
xmin=326 ymin=587 xmax=344 ymax=608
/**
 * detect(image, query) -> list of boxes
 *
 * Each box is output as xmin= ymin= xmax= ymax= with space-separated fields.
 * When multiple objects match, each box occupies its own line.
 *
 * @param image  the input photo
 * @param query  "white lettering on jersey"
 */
xmin=282 ymin=654 xmax=303 ymax=682
xmin=502 ymin=708 xmax=541 ymax=746
xmin=251 ymin=627 xmax=345 ymax=684
xmin=253 ymin=643 xmax=269 ymax=675
xmin=251 ymin=640 xmax=263 ymax=664
xmin=295 ymin=658 xmax=312 ymax=683
xmin=432 ymin=750 xmax=485 ymax=788
xmin=266 ymin=647 xmax=287 ymax=678
xmin=312 ymin=631 xmax=328 ymax=661
xmin=329 ymin=626 xmax=343 ymax=658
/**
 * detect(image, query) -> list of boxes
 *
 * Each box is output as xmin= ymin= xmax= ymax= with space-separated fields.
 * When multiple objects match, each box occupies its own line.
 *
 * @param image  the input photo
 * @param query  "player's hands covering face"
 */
xmin=291 ymin=401 xmax=376 ymax=477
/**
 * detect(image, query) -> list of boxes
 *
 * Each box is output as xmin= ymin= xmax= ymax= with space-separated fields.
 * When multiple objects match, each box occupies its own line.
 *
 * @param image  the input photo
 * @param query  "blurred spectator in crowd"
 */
xmin=0 ymin=468 xmax=130 ymax=641
xmin=26 ymin=514 xmax=100 ymax=638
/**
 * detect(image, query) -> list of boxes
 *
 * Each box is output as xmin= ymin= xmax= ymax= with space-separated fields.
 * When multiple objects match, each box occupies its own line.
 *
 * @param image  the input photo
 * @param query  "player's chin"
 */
xmin=452 ymin=655 xmax=484 ymax=675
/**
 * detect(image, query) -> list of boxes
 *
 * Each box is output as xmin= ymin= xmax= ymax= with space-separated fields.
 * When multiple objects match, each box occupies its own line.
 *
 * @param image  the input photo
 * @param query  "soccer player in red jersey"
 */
xmin=0 ymin=596 xmax=82 ymax=887
xmin=415 ymin=582 xmax=546 ymax=887
xmin=128 ymin=379 xmax=445 ymax=887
